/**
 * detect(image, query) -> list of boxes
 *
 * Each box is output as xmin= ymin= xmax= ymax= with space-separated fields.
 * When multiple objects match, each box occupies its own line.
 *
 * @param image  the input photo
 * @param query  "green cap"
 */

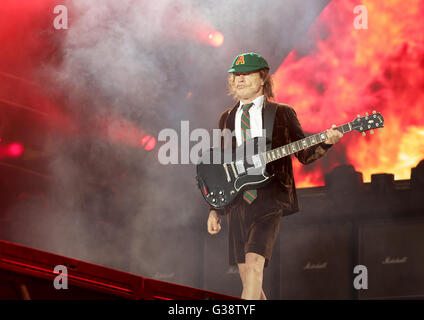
xmin=228 ymin=52 xmax=269 ymax=73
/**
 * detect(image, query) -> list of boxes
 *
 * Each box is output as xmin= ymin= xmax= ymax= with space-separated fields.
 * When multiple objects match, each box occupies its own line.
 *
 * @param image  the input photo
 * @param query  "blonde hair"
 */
xmin=227 ymin=69 xmax=275 ymax=101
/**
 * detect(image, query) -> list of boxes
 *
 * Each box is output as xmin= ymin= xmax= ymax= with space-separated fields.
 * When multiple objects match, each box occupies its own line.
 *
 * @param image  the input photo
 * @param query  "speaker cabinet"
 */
xmin=358 ymin=220 xmax=424 ymax=299
xmin=279 ymin=222 xmax=354 ymax=299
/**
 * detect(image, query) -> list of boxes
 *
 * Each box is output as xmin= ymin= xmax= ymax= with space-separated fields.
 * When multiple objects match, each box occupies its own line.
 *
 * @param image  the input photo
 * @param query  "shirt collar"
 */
xmin=238 ymin=95 xmax=264 ymax=110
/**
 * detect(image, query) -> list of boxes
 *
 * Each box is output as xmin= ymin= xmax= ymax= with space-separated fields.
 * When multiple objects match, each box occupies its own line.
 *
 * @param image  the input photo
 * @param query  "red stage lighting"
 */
xmin=207 ymin=31 xmax=224 ymax=47
xmin=141 ymin=135 xmax=156 ymax=151
xmin=8 ymin=143 xmax=24 ymax=157
xmin=0 ymin=142 xmax=24 ymax=158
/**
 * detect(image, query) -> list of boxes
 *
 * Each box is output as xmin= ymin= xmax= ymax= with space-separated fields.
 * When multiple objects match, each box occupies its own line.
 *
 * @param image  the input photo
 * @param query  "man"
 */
xmin=206 ymin=52 xmax=343 ymax=300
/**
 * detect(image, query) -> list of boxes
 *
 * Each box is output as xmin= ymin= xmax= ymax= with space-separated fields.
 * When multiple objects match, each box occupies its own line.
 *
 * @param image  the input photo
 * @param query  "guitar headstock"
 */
xmin=350 ymin=111 xmax=384 ymax=135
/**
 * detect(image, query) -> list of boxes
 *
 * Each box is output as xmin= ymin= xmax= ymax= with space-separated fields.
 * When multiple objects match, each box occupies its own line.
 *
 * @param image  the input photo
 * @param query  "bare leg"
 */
xmin=240 ymin=252 xmax=265 ymax=300
xmin=237 ymin=263 xmax=246 ymax=296
xmin=238 ymin=260 xmax=267 ymax=300
xmin=260 ymin=288 xmax=267 ymax=300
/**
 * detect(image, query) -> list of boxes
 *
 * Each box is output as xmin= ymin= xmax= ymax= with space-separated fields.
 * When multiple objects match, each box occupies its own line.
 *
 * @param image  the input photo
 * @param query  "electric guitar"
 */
xmin=196 ymin=111 xmax=384 ymax=209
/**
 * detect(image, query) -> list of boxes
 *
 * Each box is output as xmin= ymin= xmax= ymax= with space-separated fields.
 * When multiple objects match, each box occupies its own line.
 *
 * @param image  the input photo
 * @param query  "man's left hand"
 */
xmin=324 ymin=124 xmax=343 ymax=145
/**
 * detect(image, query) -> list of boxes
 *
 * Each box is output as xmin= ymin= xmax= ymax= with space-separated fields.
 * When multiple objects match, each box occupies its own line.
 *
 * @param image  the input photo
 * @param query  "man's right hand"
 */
xmin=207 ymin=210 xmax=222 ymax=235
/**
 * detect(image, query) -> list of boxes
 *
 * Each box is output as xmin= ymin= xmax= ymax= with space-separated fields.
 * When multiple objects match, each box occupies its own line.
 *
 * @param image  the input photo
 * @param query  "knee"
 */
xmin=245 ymin=262 xmax=263 ymax=276
xmin=245 ymin=254 xmax=265 ymax=278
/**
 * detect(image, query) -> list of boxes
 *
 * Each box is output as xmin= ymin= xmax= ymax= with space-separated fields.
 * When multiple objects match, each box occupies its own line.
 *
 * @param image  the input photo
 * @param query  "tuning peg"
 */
xmin=362 ymin=132 xmax=366 ymax=136
xmin=370 ymin=129 xmax=374 ymax=134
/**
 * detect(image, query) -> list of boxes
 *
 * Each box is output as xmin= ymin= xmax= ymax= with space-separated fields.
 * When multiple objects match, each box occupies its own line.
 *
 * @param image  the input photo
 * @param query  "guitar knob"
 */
xmin=230 ymin=190 xmax=235 ymax=195
xmin=210 ymin=192 xmax=214 ymax=196
xmin=221 ymin=198 xmax=225 ymax=202
xmin=212 ymin=198 xmax=216 ymax=203
xmin=219 ymin=190 xmax=224 ymax=195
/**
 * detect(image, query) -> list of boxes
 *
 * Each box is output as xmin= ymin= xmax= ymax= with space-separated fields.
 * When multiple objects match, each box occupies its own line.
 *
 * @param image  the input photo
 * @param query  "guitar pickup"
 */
xmin=230 ymin=162 xmax=238 ymax=178
xmin=235 ymin=160 xmax=245 ymax=174
xmin=251 ymin=154 xmax=262 ymax=168
xmin=223 ymin=164 xmax=231 ymax=182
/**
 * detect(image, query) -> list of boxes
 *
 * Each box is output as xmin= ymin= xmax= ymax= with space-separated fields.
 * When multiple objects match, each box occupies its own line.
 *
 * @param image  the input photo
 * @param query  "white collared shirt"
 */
xmin=235 ymin=95 xmax=264 ymax=146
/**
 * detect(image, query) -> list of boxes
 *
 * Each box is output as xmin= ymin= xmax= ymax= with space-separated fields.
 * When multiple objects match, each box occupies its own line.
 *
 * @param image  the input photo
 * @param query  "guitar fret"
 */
xmin=305 ymin=136 xmax=311 ymax=147
xmin=276 ymin=149 xmax=281 ymax=158
xmin=342 ymin=124 xmax=350 ymax=133
xmin=295 ymin=141 xmax=300 ymax=151
xmin=262 ymin=120 xmax=358 ymax=165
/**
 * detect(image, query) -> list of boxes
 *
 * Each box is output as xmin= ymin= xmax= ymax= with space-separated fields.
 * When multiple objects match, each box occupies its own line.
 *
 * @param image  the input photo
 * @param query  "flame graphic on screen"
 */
xmin=274 ymin=0 xmax=424 ymax=188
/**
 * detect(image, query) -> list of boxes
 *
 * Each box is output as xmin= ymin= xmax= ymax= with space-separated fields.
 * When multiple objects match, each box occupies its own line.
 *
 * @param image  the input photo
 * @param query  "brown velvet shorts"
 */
xmin=226 ymin=196 xmax=283 ymax=268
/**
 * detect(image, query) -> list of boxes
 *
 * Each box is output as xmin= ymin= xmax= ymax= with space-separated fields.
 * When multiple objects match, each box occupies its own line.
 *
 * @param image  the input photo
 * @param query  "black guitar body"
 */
xmin=196 ymin=137 xmax=274 ymax=209
xmin=196 ymin=111 xmax=384 ymax=210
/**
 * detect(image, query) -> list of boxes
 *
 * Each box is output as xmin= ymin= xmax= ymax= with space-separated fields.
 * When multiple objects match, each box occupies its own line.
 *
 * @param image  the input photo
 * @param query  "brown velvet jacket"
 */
xmin=216 ymin=99 xmax=333 ymax=217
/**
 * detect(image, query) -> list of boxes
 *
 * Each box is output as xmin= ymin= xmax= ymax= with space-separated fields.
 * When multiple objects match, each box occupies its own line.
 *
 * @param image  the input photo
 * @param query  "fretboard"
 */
xmin=264 ymin=123 xmax=352 ymax=164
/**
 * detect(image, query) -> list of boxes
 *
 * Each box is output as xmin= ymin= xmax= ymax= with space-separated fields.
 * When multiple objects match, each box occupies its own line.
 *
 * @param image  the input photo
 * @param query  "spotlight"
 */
xmin=207 ymin=31 xmax=224 ymax=47
xmin=8 ymin=142 xmax=24 ymax=157
xmin=140 ymin=135 xmax=156 ymax=151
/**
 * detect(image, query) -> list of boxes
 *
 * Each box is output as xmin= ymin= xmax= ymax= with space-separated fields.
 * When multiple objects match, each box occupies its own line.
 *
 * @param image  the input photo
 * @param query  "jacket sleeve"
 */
xmin=287 ymin=106 xmax=333 ymax=165
xmin=218 ymin=109 xmax=228 ymax=130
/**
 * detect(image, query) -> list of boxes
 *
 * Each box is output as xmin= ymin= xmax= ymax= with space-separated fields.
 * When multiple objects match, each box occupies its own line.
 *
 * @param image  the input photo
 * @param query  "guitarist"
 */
xmin=206 ymin=52 xmax=343 ymax=300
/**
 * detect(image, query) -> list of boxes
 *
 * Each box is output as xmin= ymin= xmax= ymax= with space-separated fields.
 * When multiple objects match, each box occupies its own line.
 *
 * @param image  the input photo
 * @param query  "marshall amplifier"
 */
xmin=279 ymin=222 xmax=354 ymax=299
xmin=358 ymin=219 xmax=424 ymax=299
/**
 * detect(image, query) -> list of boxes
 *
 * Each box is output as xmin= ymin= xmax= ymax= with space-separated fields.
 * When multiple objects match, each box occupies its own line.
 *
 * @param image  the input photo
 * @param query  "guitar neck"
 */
xmin=264 ymin=123 xmax=352 ymax=164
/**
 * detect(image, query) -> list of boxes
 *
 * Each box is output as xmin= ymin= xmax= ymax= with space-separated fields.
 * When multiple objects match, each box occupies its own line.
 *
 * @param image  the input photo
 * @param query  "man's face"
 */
xmin=233 ymin=71 xmax=264 ymax=101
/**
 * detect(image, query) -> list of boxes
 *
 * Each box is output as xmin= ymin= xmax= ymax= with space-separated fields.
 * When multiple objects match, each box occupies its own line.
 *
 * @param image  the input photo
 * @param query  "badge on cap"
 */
xmin=235 ymin=55 xmax=245 ymax=65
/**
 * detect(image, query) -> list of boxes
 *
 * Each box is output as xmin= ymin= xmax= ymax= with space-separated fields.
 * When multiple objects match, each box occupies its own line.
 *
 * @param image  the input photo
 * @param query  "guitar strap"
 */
xmin=262 ymin=101 xmax=277 ymax=151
